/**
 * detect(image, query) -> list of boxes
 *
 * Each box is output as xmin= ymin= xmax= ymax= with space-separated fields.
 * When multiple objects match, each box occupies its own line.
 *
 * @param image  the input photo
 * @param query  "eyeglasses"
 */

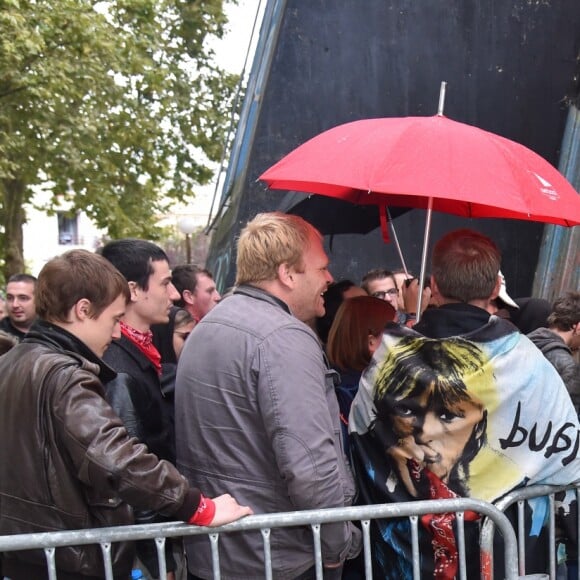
xmin=372 ymin=289 xmax=399 ymax=300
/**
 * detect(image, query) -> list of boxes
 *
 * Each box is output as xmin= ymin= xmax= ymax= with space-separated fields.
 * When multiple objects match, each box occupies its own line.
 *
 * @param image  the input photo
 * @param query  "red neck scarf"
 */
xmin=120 ymin=321 xmax=162 ymax=375
xmin=410 ymin=461 xmax=479 ymax=580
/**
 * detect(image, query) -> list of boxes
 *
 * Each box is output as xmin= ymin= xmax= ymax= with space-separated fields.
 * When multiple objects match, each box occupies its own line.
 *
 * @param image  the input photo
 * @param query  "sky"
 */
xmin=214 ymin=0 xmax=264 ymax=73
xmin=182 ymin=0 xmax=265 ymax=225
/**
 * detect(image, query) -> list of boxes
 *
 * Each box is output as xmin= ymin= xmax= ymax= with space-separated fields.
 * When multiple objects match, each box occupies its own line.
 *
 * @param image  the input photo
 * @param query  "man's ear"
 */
xmin=127 ymin=281 xmax=140 ymax=302
xmin=182 ymin=288 xmax=195 ymax=306
xmin=278 ymin=263 xmax=295 ymax=289
xmin=490 ymin=275 xmax=502 ymax=300
xmin=73 ymin=298 xmax=92 ymax=322
xmin=430 ymin=276 xmax=442 ymax=306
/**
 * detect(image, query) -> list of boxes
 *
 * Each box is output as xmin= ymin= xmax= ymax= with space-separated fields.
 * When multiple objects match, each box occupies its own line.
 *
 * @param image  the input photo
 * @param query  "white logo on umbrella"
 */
xmin=531 ymin=172 xmax=559 ymax=201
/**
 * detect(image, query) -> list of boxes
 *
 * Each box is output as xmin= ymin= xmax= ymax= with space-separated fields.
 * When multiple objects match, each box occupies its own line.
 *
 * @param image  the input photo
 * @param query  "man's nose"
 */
xmin=415 ymin=412 xmax=441 ymax=443
xmin=112 ymin=322 xmax=122 ymax=340
xmin=168 ymin=282 xmax=180 ymax=301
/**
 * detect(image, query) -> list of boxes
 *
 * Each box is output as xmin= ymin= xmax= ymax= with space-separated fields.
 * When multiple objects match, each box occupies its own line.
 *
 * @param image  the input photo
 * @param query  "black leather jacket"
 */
xmin=103 ymin=334 xmax=178 ymax=577
xmin=104 ymin=335 xmax=175 ymax=464
xmin=0 ymin=321 xmax=199 ymax=579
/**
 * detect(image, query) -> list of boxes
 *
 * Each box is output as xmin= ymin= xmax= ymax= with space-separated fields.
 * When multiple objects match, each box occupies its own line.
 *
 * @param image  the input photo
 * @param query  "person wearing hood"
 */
xmin=528 ymin=291 xmax=580 ymax=412
xmin=349 ymin=229 xmax=580 ymax=579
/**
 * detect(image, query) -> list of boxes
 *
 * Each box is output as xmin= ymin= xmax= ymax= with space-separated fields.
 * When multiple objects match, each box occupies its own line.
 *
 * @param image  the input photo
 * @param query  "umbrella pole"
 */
xmin=415 ymin=81 xmax=446 ymax=322
xmin=386 ymin=208 xmax=409 ymax=276
xmin=437 ymin=80 xmax=447 ymax=115
xmin=416 ymin=198 xmax=433 ymax=323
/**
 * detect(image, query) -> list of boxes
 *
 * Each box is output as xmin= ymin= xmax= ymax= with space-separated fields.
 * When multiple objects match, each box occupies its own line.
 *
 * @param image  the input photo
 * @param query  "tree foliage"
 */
xmin=0 ymin=0 xmax=239 ymax=276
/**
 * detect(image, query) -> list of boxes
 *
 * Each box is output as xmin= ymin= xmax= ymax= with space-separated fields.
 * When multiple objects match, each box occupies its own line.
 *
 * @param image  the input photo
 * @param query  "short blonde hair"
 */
xmin=236 ymin=212 xmax=321 ymax=285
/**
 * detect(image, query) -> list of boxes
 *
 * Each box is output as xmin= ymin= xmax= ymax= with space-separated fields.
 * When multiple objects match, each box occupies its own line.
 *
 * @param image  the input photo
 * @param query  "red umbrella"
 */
xmin=259 ymin=87 xmax=579 ymax=319
xmin=260 ymin=114 xmax=580 ymax=227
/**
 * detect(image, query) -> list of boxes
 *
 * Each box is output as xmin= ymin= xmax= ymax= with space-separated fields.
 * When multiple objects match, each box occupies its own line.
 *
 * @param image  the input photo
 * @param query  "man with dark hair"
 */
xmin=528 ymin=291 xmax=580 ymax=411
xmin=100 ymin=239 xmax=186 ymax=580
xmin=0 ymin=250 xmax=250 ymax=580
xmin=350 ymin=228 xmax=580 ymax=579
xmin=361 ymin=268 xmax=427 ymax=326
xmin=171 ymin=264 xmax=221 ymax=322
xmin=0 ymin=273 xmax=37 ymax=340
xmin=361 ymin=268 xmax=399 ymax=307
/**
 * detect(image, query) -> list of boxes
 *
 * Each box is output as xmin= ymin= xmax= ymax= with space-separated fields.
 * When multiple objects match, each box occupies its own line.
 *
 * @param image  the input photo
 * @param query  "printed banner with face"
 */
xmin=349 ymin=318 xmax=580 ymax=579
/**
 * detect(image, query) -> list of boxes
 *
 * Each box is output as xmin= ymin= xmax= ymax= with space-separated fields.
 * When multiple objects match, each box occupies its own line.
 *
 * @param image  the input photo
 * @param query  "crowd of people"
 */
xmin=0 ymin=212 xmax=578 ymax=580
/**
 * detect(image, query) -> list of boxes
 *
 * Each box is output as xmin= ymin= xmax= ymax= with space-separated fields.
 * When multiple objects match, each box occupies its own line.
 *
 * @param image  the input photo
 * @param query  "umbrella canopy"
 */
xmin=260 ymin=114 xmax=580 ymax=227
xmin=276 ymin=191 xmax=410 ymax=236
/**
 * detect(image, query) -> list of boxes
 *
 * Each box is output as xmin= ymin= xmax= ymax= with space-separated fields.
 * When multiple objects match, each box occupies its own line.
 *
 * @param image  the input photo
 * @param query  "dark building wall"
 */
xmin=207 ymin=0 xmax=580 ymax=296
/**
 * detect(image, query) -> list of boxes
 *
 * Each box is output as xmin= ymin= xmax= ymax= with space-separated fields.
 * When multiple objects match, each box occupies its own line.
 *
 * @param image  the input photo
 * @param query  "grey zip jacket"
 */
xmin=175 ymin=285 xmax=361 ymax=579
xmin=528 ymin=327 xmax=580 ymax=412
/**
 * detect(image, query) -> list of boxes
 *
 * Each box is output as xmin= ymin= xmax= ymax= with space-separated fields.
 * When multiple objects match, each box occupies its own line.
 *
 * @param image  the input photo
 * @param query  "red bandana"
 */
xmin=120 ymin=321 xmax=162 ymax=375
xmin=411 ymin=462 xmax=479 ymax=580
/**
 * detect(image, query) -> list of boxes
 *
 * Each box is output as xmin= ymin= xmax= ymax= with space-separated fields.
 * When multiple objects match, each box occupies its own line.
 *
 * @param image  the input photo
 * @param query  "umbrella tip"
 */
xmin=437 ymin=81 xmax=448 ymax=116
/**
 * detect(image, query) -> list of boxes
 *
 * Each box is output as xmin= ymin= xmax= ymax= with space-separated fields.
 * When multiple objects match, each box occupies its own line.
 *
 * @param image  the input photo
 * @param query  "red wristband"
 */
xmin=188 ymin=494 xmax=216 ymax=526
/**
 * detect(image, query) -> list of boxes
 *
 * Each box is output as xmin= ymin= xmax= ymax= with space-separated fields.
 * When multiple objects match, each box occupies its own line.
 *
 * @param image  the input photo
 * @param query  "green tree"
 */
xmin=0 ymin=0 xmax=239 ymax=277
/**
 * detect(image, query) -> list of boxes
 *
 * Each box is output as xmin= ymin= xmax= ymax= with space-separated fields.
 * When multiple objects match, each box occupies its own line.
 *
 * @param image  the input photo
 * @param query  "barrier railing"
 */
xmin=0 ymin=498 xmax=520 ymax=580
xmin=480 ymin=483 xmax=580 ymax=580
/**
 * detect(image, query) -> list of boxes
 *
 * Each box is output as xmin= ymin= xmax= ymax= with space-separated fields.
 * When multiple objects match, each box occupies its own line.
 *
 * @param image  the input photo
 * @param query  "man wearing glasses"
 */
xmin=361 ymin=268 xmax=429 ymax=327
xmin=361 ymin=268 xmax=400 ymax=305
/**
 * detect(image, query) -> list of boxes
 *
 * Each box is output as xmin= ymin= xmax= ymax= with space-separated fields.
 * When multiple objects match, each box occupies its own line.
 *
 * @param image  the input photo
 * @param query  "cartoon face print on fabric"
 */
xmin=372 ymin=336 xmax=489 ymax=499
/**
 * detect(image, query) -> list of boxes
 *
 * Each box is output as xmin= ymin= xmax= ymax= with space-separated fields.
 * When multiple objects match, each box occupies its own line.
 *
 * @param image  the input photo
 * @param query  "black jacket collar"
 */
xmin=413 ymin=303 xmax=492 ymax=339
xmin=24 ymin=320 xmax=117 ymax=383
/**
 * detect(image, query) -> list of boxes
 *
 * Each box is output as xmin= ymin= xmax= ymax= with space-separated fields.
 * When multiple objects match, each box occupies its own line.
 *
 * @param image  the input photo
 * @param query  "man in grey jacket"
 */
xmin=176 ymin=212 xmax=361 ymax=580
xmin=528 ymin=291 xmax=580 ymax=412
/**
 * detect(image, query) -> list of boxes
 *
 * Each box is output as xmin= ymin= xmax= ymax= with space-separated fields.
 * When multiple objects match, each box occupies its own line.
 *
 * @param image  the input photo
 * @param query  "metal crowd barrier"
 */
xmin=481 ymin=483 xmax=580 ymax=580
xmin=0 ymin=498 xmax=520 ymax=580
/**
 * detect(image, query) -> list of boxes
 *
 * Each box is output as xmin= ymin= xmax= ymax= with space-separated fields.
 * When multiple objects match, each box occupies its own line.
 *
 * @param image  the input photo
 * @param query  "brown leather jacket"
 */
xmin=0 ymin=321 xmax=199 ymax=579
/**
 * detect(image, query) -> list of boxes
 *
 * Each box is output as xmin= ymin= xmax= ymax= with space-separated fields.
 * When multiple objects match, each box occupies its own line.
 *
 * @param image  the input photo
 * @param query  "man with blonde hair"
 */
xmin=176 ymin=212 xmax=361 ymax=579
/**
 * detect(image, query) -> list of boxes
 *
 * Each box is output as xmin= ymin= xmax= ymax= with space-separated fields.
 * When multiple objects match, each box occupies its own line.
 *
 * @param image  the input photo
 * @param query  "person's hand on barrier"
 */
xmin=208 ymin=493 xmax=253 ymax=527
xmin=188 ymin=493 xmax=253 ymax=527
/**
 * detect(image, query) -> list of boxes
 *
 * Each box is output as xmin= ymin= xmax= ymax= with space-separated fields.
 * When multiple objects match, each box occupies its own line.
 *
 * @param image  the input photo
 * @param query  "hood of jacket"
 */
xmin=527 ymin=327 xmax=571 ymax=356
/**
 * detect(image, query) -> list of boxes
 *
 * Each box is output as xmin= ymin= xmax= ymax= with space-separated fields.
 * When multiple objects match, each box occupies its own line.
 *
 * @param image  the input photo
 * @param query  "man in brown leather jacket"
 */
xmin=0 ymin=250 xmax=251 ymax=580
